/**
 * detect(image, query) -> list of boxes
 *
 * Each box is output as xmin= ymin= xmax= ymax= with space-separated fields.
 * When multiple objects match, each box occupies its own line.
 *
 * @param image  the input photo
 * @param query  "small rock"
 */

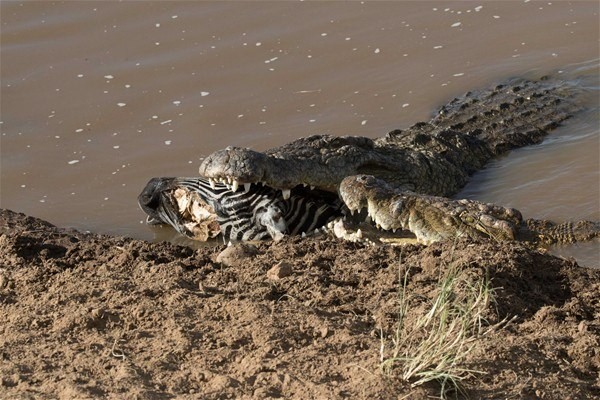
xmin=320 ymin=326 xmax=329 ymax=338
xmin=216 ymin=244 xmax=257 ymax=267
xmin=0 ymin=273 xmax=8 ymax=290
xmin=267 ymin=261 xmax=293 ymax=280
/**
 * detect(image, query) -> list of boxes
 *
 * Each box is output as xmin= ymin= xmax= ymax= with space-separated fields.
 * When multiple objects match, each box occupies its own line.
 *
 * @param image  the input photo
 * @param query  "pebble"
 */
xmin=267 ymin=261 xmax=293 ymax=280
xmin=216 ymin=244 xmax=257 ymax=267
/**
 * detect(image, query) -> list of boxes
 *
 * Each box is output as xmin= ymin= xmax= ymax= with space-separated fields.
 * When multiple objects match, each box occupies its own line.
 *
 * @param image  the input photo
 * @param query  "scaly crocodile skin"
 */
xmin=141 ymin=76 xmax=598 ymax=245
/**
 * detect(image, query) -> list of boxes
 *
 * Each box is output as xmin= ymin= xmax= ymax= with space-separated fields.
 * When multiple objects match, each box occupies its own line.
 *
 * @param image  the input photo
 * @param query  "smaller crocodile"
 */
xmin=338 ymin=174 xmax=599 ymax=245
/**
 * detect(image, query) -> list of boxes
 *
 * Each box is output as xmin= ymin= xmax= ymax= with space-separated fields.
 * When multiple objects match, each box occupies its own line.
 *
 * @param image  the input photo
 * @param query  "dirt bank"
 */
xmin=0 ymin=209 xmax=598 ymax=399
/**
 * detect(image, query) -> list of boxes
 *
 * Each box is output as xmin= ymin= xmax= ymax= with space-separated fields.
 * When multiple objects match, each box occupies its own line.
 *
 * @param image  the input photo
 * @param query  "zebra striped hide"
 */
xmin=138 ymin=177 xmax=343 ymax=242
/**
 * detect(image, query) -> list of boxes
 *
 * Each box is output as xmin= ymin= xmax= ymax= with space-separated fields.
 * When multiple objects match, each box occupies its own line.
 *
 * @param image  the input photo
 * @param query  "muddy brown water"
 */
xmin=1 ymin=2 xmax=598 ymax=266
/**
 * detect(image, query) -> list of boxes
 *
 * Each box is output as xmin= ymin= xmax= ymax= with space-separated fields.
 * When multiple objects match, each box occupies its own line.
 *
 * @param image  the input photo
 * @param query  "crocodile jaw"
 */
xmin=199 ymin=146 xmax=327 ymax=192
xmin=339 ymin=175 xmax=408 ymax=232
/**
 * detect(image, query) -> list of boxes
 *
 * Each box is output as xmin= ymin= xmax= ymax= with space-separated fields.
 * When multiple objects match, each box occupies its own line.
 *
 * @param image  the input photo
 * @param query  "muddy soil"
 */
xmin=0 ymin=208 xmax=598 ymax=399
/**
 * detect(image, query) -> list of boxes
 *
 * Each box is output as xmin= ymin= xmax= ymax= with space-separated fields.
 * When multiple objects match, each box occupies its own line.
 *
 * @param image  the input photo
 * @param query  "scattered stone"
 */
xmin=267 ymin=261 xmax=293 ymax=280
xmin=90 ymin=308 xmax=104 ymax=319
xmin=320 ymin=326 xmax=329 ymax=338
xmin=216 ymin=243 xmax=258 ymax=267
xmin=0 ymin=272 xmax=8 ymax=290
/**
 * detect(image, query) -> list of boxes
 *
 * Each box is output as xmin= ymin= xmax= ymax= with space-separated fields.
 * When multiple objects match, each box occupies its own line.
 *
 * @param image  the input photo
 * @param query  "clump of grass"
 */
xmin=380 ymin=253 xmax=510 ymax=398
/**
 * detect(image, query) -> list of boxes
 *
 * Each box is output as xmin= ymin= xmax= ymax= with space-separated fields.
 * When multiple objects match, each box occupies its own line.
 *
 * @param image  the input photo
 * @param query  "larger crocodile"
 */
xmin=139 ymin=76 xmax=598 ymax=244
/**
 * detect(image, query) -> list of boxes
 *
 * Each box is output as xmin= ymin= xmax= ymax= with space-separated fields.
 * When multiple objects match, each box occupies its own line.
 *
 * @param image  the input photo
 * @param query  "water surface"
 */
xmin=1 ymin=2 xmax=598 ymax=265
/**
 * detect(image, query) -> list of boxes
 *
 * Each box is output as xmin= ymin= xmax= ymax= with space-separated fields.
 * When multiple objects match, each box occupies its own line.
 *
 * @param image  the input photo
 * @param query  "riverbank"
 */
xmin=0 ymin=208 xmax=598 ymax=399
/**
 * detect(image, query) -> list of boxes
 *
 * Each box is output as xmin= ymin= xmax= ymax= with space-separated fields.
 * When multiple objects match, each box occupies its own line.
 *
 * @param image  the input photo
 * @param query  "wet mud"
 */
xmin=1 ymin=209 xmax=598 ymax=399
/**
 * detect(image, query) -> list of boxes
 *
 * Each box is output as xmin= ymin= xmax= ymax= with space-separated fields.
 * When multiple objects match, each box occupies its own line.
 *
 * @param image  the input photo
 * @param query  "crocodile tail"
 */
xmin=430 ymin=77 xmax=581 ymax=156
xmin=382 ymin=77 xmax=583 ymax=197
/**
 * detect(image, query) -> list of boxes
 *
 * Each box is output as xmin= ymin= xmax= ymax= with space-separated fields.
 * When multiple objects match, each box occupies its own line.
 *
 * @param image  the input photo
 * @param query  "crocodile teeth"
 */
xmin=231 ymin=179 xmax=239 ymax=192
xmin=209 ymin=178 xmax=216 ymax=190
xmin=301 ymin=232 xmax=306 ymax=238
xmin=310 ymin=186 xmax=315 ymax=190
xmin=244 ymin=183 xmax=251 ymax=193
xmin=227 ymin=176 xmax=233 ymax=185
xmin=282 ymin=189 xmax=291 ymax=200
xmin=356 ymin=229 xmax=363 ymax=239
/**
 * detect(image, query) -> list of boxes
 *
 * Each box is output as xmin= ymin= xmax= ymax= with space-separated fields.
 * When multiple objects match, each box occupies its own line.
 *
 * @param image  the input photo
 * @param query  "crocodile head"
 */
xmin=197 ymin=135 xmax=412 ymax=194
xmin=339 ymin=174 xmax=523 ymax=244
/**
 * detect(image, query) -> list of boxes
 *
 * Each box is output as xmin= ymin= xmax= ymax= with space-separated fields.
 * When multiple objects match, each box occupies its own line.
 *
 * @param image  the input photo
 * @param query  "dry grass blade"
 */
xmin=380 ymin=256 xmax=511 ymax=399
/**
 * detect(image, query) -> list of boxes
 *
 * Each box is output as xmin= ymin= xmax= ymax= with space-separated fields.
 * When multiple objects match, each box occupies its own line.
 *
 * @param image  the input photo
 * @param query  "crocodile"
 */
xmin=338 ymin=174 xmax=599 ymax=245
xmin=139 ymin=76 xmax=599 ymax=245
